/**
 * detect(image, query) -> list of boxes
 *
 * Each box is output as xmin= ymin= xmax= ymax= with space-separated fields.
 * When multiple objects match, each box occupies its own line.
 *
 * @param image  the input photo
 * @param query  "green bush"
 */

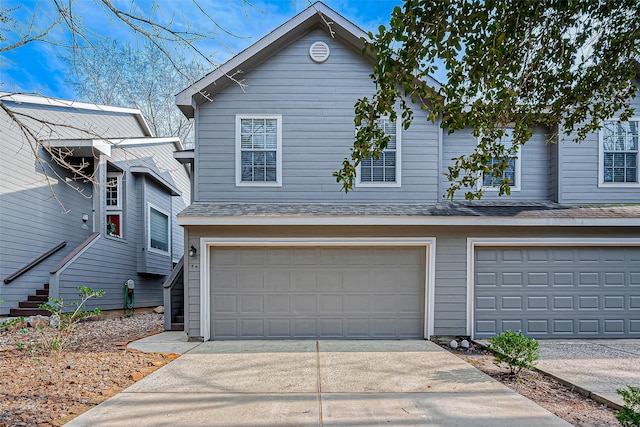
xmin=617 ymin=385 xmax=640 ymax=427
xmin=487 ymin=330 xmax=539 ymax=375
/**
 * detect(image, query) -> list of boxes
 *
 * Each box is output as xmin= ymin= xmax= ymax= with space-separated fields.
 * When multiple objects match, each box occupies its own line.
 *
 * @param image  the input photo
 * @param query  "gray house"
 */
xmin=175 ymin=3 xmax=640 ymax=341
xmin=0 ymin=93 xmax=190 ymax=324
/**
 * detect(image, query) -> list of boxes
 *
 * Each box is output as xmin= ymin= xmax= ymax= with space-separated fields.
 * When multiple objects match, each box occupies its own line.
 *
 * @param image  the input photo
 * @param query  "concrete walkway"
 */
xmin=67 ymin=337 xmax=569 ymax=426
xmin=536 ymin=339 xmax=640 ymax=409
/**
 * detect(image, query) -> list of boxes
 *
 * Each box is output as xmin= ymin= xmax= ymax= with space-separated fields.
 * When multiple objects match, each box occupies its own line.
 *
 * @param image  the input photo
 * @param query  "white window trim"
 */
xmin=598 ymin=117 xmax=640 ymax=188
xmin=106 ymin=172 xmax=122 ymax=209
xmin=235 ymin=114 xmax=283 ymax=187
xmin=356 ymin=117 xmax=402 ymax=188
xmin=476 ymin=135 xmax=522 ymax=192
xmin=147 ymin=203 xmax=171 ymax=255
xmin=105 ymin=171 xmax=123 ymax=238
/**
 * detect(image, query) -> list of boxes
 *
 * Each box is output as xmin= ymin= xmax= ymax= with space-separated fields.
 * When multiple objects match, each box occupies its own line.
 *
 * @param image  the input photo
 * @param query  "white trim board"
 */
xmin=198 ymin=237 xmax=436 ymax=341
xmin=465 ymin=237 xmax=640 ymax=338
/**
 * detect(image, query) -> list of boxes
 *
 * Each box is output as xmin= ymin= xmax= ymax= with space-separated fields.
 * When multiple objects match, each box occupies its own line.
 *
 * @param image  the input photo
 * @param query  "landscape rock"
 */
xmin=460 ymin=339 xmax=470 ymax=349
xmin=449 ymin=340 xmax=458 ymax=349
xmin=28 ymin=315 xmax=50 ymax=329
xmin=153 ymin=306 xmax=164 ymax=314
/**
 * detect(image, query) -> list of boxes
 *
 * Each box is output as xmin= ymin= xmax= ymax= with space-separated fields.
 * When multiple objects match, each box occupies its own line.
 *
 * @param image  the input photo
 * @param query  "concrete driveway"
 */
xmin=536 ymin=339 xmax=640 ymax=408
xmin=66 ymin=339 xmax=569 ymax=426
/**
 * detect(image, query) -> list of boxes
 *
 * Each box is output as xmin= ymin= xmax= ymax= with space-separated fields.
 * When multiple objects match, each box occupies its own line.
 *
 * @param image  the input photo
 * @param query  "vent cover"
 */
xmin=309 ymin=41 xmax=330 ymax=63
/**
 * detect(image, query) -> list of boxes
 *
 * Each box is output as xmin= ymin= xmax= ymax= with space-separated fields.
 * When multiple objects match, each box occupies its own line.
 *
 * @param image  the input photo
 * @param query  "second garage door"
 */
xmin=474 ymin=246 xmax=640 ymax=339
xmin=209 ymin=246 xmax=426 ymax=339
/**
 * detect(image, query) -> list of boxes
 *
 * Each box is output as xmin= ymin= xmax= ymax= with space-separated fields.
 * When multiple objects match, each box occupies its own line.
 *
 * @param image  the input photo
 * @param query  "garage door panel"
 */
xmin=210 ymin=246 xmax=426 ymax=339
xmin=475 ymin=246 xmax=640 ymax=339
xmin=264 ymin=270 xmax=291 ymax=290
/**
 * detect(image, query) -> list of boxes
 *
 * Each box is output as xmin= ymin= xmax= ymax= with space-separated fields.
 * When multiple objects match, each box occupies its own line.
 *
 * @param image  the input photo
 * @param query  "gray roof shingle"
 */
xmin=178 ymin=201 xmax=640 ymax=219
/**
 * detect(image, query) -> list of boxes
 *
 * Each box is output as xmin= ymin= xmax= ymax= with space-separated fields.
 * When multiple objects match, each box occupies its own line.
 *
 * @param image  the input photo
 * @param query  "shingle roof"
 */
xmin=178 ymin=201 xmax=640 ymax=219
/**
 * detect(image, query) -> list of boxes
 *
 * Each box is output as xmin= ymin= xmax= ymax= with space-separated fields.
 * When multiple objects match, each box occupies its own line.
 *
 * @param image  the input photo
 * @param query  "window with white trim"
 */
xmin=106 ymin=172 xmax=123 ymax=237
xmin=148 ymin=205 xmax=170 ymax=253
xmin=358 ymin=118 xmax=401 ymax=186
xmin=601 ymin=119 xmax=639 ymax=184
xmin=236 ymin=115 xmax=282 ymax=186
xmin=479 ymin=132 xmax=521 ymax=191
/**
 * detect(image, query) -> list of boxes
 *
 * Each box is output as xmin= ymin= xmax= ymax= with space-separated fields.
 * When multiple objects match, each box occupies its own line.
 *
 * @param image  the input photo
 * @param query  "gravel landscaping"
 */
xmin=0 ymin=313 xmax=167 ymax=426
xmin=0 ymin=313 xmax=622 ymax=426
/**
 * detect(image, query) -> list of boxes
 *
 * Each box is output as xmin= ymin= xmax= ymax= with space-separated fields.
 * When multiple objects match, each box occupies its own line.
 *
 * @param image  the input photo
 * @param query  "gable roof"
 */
xmin=1 ymin=92 xmax=153 ymax=138
xmin=176 ymin=2 xmax=441 ymax=118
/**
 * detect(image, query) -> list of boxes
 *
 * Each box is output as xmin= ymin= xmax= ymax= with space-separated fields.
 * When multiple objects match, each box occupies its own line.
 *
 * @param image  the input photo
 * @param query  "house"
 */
xmin=174 ymin=2 xmax=640 ymax=341
xmin=0 ymin=93 xmax=190 ymax=328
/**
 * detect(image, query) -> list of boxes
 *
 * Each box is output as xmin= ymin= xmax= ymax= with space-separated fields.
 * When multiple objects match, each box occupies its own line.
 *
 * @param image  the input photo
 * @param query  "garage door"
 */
xmin=474 ymin=246 xmax=640 ymax=339
xmin=210 ymin=246 xmax=426 ymax=339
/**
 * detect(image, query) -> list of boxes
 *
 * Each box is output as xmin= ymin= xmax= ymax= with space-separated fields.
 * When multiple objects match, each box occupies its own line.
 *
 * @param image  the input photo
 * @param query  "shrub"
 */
xmin=38 ymin=286 xmax=105 ymax=352
xmin=487 ymin=330 xmax=539 ymax=375
xmin=616 ymin=385 xmax=640 ymax=427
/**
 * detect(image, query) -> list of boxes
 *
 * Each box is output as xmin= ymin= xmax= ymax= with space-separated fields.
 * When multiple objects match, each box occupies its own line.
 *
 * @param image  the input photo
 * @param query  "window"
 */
xmin=601 ymin=119 xmax=639 ymax=185
xmin=236 ymin=115 xmax=282 ymax=186
xmin=149 ymin=205 xmax=170 ymax=253
xmin=106 ymin=172 xmax=123 ymax=237
xmin=479 ymin=132 xmax=521 ymax=191
xmin=357 ymin=118 xmax=401 ymax=186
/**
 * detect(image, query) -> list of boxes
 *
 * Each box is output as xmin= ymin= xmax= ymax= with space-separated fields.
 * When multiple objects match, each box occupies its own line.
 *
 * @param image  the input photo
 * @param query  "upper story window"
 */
xmin=106 ymin=172 xmax=123 ymax=237
xmin=148 ymin=204 xmax=170 ymax=254
xmin=357 ymin=118 xmax=401 ymax=187
xmin=106 ymin=174 xmax=121 ymax=208
xmin=600 ymin=119 xmax=639 ymax=185
xmin=236 ymin=115 xmax=282 ymax=186
xmin=479 ymin=132 xmax=521 ymax=192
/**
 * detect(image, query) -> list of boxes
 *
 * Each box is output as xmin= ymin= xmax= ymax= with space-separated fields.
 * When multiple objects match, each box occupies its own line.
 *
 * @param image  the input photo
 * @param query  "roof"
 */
xmin=177 ymin=201 xmax=640 ymax=227
xmin=175 ymin=2 xmax=440 ymax=118
xmin=1 ymin=92 xmax=153 ymax=139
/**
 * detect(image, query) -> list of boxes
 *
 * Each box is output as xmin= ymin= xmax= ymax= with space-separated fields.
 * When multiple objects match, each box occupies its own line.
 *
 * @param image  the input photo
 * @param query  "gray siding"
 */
xmin=558 ymin=86 xmax=640 ymax=204
xmin=184 ymin=225 xmax=639 ymax=339
xmin=195 ymin=29 xmax=439 ymax=204
xmin=1 ymin=104 xmax=190 ymax=314
xmin=3 ymin=101 xmax=147 ymax=140
xmin=441 ymin=126 xmax=553 ymax=200
xmin=0 ymin=111 xmax=95 ymax=314
xmin=56 ymin=237 xmax=165 ymax=311
xmin=548 ymin=130 xmax=559 ymax=202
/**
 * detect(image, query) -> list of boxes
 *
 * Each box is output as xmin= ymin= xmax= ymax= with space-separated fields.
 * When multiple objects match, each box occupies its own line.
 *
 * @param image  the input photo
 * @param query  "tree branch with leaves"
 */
xmin=335 ymin=0 xmax=639 ymax=199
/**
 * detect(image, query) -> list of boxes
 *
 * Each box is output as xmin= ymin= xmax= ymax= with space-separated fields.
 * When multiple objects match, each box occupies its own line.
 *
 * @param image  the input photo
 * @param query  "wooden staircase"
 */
xmin=171 ymin=315 xmax=184 ymax=331
xmin=9 ymin=284 xmax=50 ymax=317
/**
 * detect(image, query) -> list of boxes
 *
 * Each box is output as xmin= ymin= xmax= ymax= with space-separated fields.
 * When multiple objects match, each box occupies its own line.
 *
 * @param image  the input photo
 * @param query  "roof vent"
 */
xmin=309 ymin=41 xmax=330 ymax=63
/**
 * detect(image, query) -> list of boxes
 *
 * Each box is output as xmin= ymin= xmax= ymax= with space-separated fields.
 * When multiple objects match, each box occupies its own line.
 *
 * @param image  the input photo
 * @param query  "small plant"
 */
xmin=2 ymin=316 xmax=25 ymax=330
xmin=38 ymin=286 xmax=105 ymax=352
xmin=487 ymin=330 xmax=539 ymax=375
xmin=616 ymin=385 xmax=640 ymax=427
xmin=17 ymin=328 xmax=28 ymax=350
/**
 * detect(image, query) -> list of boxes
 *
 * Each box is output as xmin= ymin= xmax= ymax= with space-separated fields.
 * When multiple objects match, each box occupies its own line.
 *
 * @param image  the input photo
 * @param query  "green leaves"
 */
xmin=616 ymin=385 xmax=640 ymax=427
xmin=487 ymin=330 xmax=539 ymax=375
xmin=338 ymin=0 xmax=639 ymax=198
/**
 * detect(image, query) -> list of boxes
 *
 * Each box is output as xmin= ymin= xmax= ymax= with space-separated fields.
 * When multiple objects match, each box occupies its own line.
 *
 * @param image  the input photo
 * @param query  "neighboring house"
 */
xmin=174 ymin=2 xmax=640 ymax=341
xmin=0 ymin=94 xmax=190 ymax=326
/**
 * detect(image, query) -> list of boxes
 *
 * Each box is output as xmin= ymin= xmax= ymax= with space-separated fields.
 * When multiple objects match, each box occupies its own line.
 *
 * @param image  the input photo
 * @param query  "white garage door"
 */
xmin=209 ymin=246 xmax=426 ymax=339
xmin=474 ymin=246 xmax=640 ymax=339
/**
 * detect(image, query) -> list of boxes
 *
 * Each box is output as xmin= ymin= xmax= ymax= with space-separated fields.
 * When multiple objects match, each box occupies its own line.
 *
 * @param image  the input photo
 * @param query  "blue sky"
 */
xmin=1 ymin=0 xmax=404 ymax=100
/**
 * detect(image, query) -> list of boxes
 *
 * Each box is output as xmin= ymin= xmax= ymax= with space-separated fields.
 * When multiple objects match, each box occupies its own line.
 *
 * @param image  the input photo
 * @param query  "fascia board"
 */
xmin=177 ymin=215 xmax=640 ymax=227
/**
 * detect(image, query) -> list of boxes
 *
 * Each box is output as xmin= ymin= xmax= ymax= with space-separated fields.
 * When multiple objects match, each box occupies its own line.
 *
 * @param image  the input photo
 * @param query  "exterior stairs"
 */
xmin=171 ymin=315 xmax=184 ymax=331
xmin=9 ymin=284 xmax=51 ymax=317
